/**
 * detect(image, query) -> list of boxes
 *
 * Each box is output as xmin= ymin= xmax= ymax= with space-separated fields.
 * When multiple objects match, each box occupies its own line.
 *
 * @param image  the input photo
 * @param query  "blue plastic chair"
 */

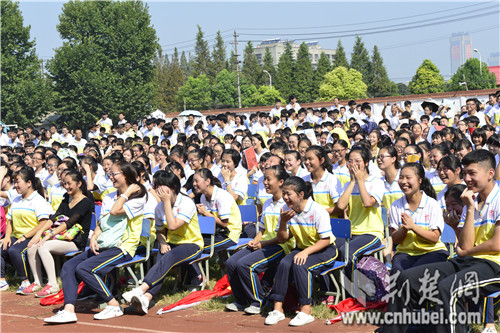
xmin=115 ymin=218 xmax=154 ymax=287
xmin=226 ymin=205 xmax=259 ymax=255
xmin=319 ymin=218 xmax=352 ymax=304
xmin=441 ymin=224 xmax=457 ymax=258
xmin=246 ymin=183 xmax=258 ymax=205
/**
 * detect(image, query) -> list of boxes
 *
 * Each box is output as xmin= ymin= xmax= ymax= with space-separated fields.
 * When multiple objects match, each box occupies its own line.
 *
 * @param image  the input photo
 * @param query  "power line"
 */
xmin=238 ymin=10 xmax=499 ymax=42
xmin=238 ymin=6 xmax=498 ymax=37
xmin=235 ymin=1 xmax=497 ymax=31
xmin=160 ymin=28 xmax=233 ymax=48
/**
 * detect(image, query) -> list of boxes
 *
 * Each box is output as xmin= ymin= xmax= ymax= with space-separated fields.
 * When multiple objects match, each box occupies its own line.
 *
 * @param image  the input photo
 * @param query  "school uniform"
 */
xmin=337 ymin=175 xmax=385 ymax=281
xmin=256 ymin=175 xmax=272 ymax=206
xmin=302 ymin=171 xmax=342 ymax=218
xmin=270 ymin=198 xmax=337 ymax=305
xmin=291 ymin=166 xmax=310 ymax=179
xmin=1 ymin=191 xmax=53 ymax=280
xmin=48 ymin=183 xmax=67 ymax=212
xmin=92 ymin=174 xmax=117 ymax=201
xmin=384 ymin=184 xmax=500 ymax=333
xmin=226 ymin=197 xmax=294 ymax=307
xmin=382 ymin=171 xmax=403 ymax=210
xmin=143 ymin=194 xmax=203 ymax=296
xmin=60 ymin=192 xmax=145 ymax=305
xmin=218 ymin=169 xmax=249 ymax=205
xmin=388 ymin=192 xmax=448 ymax=273
xmin=332 ymin=163 xmax=350 ymax=187
xmin=425 ymin=169 xmax=446 ymax=194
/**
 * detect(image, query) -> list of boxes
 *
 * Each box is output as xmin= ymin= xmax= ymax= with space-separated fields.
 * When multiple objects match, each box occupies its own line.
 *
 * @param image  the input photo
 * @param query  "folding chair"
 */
xmin=246 ymin=183 xmax=258 ymax=205
xmin=226 ymin=205 xmax=259 ymax=256
xmin=182 ymin=215 xmax=216 ymax=290
xmin=114 ymin=218 xmax=154 ymax=288
xmin=362 ymin=209 xmax=387 ymax=261
xmin=319 ymin=218 xmax=352 ymax=304
xmin=441 ymin=224 xmax=457 ymax=259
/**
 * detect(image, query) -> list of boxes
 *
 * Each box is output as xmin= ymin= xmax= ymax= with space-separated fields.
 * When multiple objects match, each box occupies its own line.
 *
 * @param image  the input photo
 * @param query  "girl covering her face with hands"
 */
xmin=217 ymin=149 xmax=248 ymax=205
xmin=45 ymin=161 xmax=147 ymax=324
xmin=265 ymin=176 xmax=337 ymax=327
xmin=389 ymin=163 xmax=448 ymax=274
xmin=334 ymin=146 xmax=385 ymax=288
xmin=120 ymin=170 xmax=203 ymax=316
xmin=225 ymin=165 xmax=294 ymax=315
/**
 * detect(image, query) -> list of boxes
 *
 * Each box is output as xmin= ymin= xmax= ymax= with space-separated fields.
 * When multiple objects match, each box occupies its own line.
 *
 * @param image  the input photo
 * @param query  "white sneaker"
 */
xmin=44 ymin=310 xmax=77 ymax=324
xmin=93 ymin=305 xmax=123 ymax=320
xmin=482 ymin=327 xmax=498 ymax=333
xmin=289 ymin=311 xmax=314 ymax=326
xmin=225 ymin=302 xmax=246 ymax=312
xmin=131 ymin=294 xmax=149 ymax=315
xmin=122 ymin=287 xmax=143 ymax=303
xmin=244 ymin=305 xmax=261 ymax=315
xmin=16 ymin=280 xmax=31 ymax=294
xmin=265 ymin=310 xmax=285 ymax=325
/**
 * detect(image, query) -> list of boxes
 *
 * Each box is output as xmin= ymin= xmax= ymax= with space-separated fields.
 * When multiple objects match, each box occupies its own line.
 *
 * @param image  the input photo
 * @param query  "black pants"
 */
xmin=1 ymin=237 xmax=30 ymax=280
xmin=384 ymin=256 xmax=500 ymax=333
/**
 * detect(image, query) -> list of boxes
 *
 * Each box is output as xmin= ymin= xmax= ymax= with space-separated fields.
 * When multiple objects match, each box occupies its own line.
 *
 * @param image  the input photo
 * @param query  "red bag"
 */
xmin=0 ymin=207 xmax=6 ymax=238
xmin=40 ymin=282 xmax=85 ymax=306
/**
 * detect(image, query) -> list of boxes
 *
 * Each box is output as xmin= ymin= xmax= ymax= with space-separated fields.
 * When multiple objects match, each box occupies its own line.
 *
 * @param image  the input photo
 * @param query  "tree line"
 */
xmin=1 ymin=0 xmax=497 ymax=128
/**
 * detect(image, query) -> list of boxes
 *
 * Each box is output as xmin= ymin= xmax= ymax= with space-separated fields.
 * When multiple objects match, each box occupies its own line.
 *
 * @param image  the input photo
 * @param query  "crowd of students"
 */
xmin=0 ymin=91 xmax=500 ymax=331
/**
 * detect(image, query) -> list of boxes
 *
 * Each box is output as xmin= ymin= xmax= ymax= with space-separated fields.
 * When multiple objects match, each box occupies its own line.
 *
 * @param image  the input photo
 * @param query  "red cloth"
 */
xmin=157 ymin=275 xmax=233 ymax=314
xmin=40 ymin=282 xmax=85 ymax=306
xmin=326 ymin=298 xmax=387 ymax=324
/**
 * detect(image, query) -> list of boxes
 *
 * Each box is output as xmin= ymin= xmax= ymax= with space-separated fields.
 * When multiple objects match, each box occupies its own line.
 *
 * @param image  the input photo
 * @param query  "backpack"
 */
xmin=97 ymin=213 xmax=129 ymax=250
xmin=355 ymin=256 xmax=390 ymax=302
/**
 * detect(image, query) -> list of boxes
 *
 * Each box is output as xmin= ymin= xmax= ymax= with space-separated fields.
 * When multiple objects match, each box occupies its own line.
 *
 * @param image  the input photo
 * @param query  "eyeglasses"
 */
xmin=436 ymin=167 xmax=450 ymax=173
xmin=377 ymin=155 xmax=392 ymax=160
xmin=48 ymin=163 xmax=59 ymax=167
xmin=107 ymin=172 xmax=123 ymax=177
xmin=333 ymin=149 xmax=346 ymax=154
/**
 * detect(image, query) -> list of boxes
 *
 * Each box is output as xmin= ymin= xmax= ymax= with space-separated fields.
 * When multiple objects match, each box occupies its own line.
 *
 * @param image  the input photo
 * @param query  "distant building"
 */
xmin=254 ymin=39 xmax=336 ymax=69
xmin=450 ymin=32 xmax=473 ymax=75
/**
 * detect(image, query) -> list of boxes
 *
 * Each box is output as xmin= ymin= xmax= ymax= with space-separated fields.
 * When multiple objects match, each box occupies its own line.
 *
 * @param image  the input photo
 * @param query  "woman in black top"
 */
xmin=24 ymin=170 xmax=93 ymax=297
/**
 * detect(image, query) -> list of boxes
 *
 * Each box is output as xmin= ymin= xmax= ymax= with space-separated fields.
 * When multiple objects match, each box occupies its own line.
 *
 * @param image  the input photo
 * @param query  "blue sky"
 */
xmin=18 ymin=1 xmax=500 ymax=83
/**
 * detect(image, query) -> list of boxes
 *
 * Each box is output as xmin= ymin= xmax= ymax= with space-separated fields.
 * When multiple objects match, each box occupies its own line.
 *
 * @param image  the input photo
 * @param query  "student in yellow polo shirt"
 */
xmin=265 ymin=176 xmax=337 ymax=327
xmin=120 ymin=170 xmax=203 ymax=316
xmin=302 ymin=146 xmax=342 ymax=218
xmin=226 ymin=165 xmax=293 ymax=315
xmin=45 ymin=161 xmax=146 ymax=324
xmin=0 ymin=167 xmax=53 ymax=293
xmin=335 ymin=146 xmax=385 ymax=284
xmin=389 ymin=163 xmax=448 ymax=274
xmin=384 ymin=150 xmax=500 ymax=333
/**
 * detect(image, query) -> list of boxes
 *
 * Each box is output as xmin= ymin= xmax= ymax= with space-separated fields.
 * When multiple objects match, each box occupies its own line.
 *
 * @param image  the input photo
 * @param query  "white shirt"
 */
xmin=460 ymin=111 xmax=487 ymax=127
xmin=389 ymin=192 xmax=444 ymax=233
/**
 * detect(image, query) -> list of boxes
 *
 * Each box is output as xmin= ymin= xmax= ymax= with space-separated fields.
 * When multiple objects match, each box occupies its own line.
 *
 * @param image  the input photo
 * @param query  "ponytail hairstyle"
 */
xmin=404 ymin=144 xmax=424 ymax=164
xmin=347 ymin=146 xmax=372 ymax=173
xmin=252 ymin=133 xmax=266 ymax=149
xmin=131 ymin=160 xmax=151 ymax=183
xmin=167 ymin=161 xmax=185 ymax=178
xmin=266 ymin=165 xmax=289 ymax=184
xmin=14 ymin=166 xmax=45 ymax=198
xmin=194 ymin=168 xmax=222 ymax=188
xmin=437 ymin=155 xmax=463 ymax=179
xmin=379 ymin=146 xmax=401 ymax=169
xmin=431 ymin=143 xmax=451 ymax=157
xmin=33 ymin=151 xmax=46 ymax=168
xmin=401 ymin=162 xmax=436 ymax=199
xmin=305 ymin=145 xmax=333 ymax=173
xmin=63 ymin=169 xmax=92 ymax=199
xmin=81 ymin=156 xmax=98 ymax=173
xmin=136 ymin=154 xmax=152 ymax=174
xmin=284 ymin=150 xmax=302 ymax=163
xmin=114 ymin=160 xmax=147 ymax=201
xmin=283 ymin=176 xmax=313 ymax=199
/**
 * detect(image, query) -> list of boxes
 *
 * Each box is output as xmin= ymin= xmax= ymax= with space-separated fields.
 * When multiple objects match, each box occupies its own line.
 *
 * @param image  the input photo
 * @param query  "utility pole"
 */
xmin=234 ymin=30 xmax=242 ymax=109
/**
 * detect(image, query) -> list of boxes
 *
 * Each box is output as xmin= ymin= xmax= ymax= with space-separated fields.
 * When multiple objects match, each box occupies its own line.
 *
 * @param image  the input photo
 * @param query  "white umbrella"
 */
xmin=179 ymin=110 xmax=203 ymax=117
xmin=151 ymin=109 xmax=166 ymax=119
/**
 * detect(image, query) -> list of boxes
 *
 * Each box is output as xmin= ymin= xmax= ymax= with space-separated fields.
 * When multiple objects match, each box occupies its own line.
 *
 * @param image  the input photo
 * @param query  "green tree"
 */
xmin=397 ymin=82 xmax=409 ymax=95
xmin=1 ymin=0 xmax=55 ymax=127
xmin=159 ymin=48 xmax=184 ymax=112
xmin=275 ymin=41 xmax=295 ymax=100
xmin=48 ymin=0 xmax=159 ymax=128
xmin=152 ymin=51 xmax=170 ymax=111
xmin=294 ymin=42 xmax=314 ymax=102
xmin=318 ymin=66 xmax=367 ymax=101
xmin=242 ymin=41 xmax=261 ymax=86
xmin=367 ymin=45 xmax=393 ymax=97
xmin=176 ymin=75 xmax=212 ymax=110
xmin=350 ymin=35 xmax=370 ymax=84
xmin=247 ymin=86 xmax=283 ymax=107
xmin=227 ymin=49 xmax=237 ymax=71
xmin=313 ymin=52 xmax=331 ymax=100
xmin=332 ymin=39 xmax=349 ymax=69
xmin=408 ymin=59 xmax=446 ymax=94
xmin=448 ymin=58 xmax=497 ymax=91
xmin=180 ymin=50 xmax=190 ymax=81
xmin=261 ymin=47 xmax=276 ymax=86
xmin=192 ymin=25 xmax=212 ymax=78
xmin=212 ymin=69 xmax=238 ymax=108
xmin=210 ymin=30 xmax=227 ymax=80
